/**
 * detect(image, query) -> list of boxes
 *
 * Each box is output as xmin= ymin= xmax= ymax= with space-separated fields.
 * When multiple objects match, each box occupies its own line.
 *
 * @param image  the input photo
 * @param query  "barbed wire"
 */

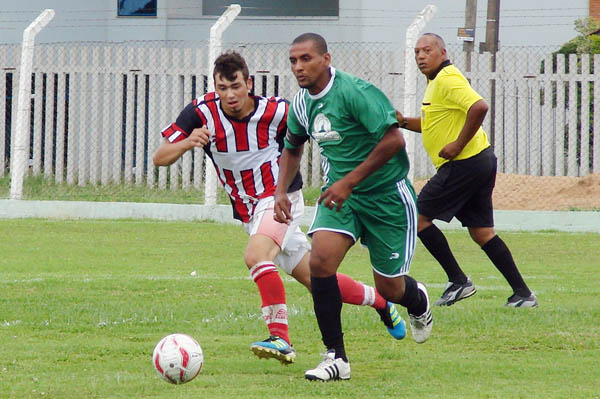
xmin=0 ymin=13 xmax=588 ymax=25
xmin=0 ymin=23 xmax=581 ymax=31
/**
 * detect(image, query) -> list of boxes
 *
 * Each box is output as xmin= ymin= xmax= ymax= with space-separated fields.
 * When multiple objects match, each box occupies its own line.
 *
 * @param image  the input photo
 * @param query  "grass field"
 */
xmin=1 ymin=219 xmax=599 ymax=398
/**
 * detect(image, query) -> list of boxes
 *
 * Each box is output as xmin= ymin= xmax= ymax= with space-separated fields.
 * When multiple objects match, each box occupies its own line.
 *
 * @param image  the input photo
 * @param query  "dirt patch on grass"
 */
xmin=413 ymin=173 xmax=600 ymax=211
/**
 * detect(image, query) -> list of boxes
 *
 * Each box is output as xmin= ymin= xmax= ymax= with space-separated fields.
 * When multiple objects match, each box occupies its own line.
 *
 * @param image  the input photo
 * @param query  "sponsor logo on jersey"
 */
xmin=312 ymin=113 xmax=341 ymax=143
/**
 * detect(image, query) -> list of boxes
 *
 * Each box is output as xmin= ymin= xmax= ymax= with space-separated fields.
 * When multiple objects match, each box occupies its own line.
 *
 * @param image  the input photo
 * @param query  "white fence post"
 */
xmin=0 ymin=47 xmax=7 ymax=178
xmin=44 ymin=65 xmax=55 ymax=179
xmin=101 ymin=46 xmax=113 ymax=186
xmin=594 ymin=55 xmax=600 ymax=174
xmin=403 ymin=5 xmax=436 ymax=182
xmin=55 ymin=47 xmax=67 ymax=184
xmin=9 ymin=9 xmax=55 ymax=199
xmin=32 ymin=56 xmax=44 ymax=175
xmin=580 ymin=55 xmax=591 ymax=176
xmin=135 ymin=48 xmax=147 ymax=187
xmin=205 ymin=4 xmax=241 ymax=205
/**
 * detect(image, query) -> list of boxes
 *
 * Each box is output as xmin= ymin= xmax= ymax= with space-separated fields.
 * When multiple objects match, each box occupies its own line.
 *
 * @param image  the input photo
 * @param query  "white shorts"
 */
xmin=243 ymin=190 xmax=311 ymax=275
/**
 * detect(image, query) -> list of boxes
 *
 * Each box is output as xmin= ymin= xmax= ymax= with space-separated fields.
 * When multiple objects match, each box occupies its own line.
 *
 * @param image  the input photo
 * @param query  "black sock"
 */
xmin=482 ymin=235 xmax=531 ymax=297
xmin=398 ymin=275 xmax=427 ymax=316
xmin=310 ymin=275 xmax=347 ymax=362
xmin=418 ymin=224 xmax=467 ymax=284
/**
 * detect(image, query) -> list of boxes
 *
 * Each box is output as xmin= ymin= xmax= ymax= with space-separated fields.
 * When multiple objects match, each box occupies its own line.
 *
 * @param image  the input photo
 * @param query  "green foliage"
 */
xmin=557 ymin=17 xmax=600 ymax=54
xmin=1 ymin=220 xmax=599 ymax=398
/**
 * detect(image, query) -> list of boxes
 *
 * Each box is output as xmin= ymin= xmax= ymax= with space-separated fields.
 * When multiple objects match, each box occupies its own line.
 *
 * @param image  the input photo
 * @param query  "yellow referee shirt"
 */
xmin=420 ymin=63 xmax=490 ymax=169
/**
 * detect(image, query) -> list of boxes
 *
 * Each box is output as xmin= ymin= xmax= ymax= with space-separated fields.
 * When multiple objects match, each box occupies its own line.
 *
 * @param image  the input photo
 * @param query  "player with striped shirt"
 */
xmin=153 ymin=51 xmax=407 ymax=366
xmin=275 ymin=33 xmax=432 ymax=381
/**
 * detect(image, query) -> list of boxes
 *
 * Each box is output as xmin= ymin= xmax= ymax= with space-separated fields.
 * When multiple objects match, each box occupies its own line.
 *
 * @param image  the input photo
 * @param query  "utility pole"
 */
xmin=484 ymin=0 xmax=500 ymax=146
xmin=464 ymin=0 xmax=477 ymax=72
xmin=485 ymin=0 xmax=500 ymax=67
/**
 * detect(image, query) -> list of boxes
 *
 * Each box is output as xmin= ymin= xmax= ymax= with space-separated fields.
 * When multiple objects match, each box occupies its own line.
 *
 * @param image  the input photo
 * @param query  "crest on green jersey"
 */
xmin=312 ymin=113 xmax=341 ymax=143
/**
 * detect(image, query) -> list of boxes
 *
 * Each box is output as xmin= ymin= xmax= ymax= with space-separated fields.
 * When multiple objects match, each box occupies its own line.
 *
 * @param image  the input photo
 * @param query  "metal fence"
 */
xmin=1 ymin=41 xmax=599 ymax=210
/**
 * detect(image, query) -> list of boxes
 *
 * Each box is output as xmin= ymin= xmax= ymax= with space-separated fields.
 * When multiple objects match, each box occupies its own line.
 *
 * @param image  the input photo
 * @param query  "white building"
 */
xmin=0 ymin=0 xmax=590 ymax=47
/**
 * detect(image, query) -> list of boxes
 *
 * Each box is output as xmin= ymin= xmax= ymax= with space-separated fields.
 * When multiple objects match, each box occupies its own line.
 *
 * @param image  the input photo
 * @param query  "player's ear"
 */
xmin=323 ymin=52 xmax=331 ymax=66
xmin=246 ymin=77 xmax=253 ymax=92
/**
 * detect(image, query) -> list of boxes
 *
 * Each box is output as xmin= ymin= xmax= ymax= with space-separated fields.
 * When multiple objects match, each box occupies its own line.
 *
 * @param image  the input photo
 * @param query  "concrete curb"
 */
xmin=1 ymin=200 xmax=599 ymax=233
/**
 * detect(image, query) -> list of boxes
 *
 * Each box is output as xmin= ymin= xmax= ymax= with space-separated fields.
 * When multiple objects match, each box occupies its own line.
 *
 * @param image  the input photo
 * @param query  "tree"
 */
xmin=552 ymin=18 xmax=599 ymax=174
xmin=557 ymin=17 xmax=600 ymax=55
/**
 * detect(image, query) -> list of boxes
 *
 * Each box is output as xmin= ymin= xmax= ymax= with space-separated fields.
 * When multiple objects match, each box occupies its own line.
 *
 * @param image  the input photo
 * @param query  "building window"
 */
xmin=202 ymin=0 xmax=339 ymax=17
xmin=118 ymin=0 xmax=158 ymax=17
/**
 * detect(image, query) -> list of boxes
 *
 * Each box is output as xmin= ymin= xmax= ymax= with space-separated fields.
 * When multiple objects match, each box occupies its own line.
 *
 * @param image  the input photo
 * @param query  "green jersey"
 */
xmin=286 ymin=67 xmax=409 ymax=193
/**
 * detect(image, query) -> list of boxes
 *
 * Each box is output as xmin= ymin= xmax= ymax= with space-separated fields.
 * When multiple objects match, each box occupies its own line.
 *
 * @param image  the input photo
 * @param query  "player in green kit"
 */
xmin=274 ymin=33 xmax=433 ymax=381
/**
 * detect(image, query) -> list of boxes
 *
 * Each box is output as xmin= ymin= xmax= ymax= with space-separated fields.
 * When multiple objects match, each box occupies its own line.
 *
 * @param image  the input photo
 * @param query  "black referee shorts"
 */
xmin=417 ymin=147 xmax=497 ymax=227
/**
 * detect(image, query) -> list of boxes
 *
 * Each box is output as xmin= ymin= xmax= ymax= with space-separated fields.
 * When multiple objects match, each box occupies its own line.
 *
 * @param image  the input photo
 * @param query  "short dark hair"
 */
xmin=421 ymin=33 xmax=446 ymax=49
xmin=292 ymin=33 xmax=328 ymax=54
xmin=213 ymin=51 xmax=249 ymax=82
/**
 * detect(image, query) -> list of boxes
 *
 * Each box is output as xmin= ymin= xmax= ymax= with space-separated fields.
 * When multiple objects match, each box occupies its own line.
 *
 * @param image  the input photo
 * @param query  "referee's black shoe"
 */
xmin=434 ymin=278 xmax=477 ymax=306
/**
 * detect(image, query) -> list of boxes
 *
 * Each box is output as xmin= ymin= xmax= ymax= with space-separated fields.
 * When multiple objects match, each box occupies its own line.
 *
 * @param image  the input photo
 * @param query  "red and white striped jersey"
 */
xmin=161 ymin=92 xmax=303 ymax=222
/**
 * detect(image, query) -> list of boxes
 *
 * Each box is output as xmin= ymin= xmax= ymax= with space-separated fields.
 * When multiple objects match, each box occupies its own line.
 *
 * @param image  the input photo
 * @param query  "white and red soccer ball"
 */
xmin=152 ymin=333 xmax=203 ymax=384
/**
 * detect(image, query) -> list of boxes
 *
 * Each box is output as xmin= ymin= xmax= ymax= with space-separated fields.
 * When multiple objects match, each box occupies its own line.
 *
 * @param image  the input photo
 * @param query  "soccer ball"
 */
xmin=152 ymin=333 xmax=203 ymax=384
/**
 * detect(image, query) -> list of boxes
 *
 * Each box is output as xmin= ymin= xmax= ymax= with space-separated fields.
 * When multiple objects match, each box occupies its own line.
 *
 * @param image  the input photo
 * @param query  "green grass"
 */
xmin=0 ymin=175 xmax=233 ymax=204
xmin=1 ymin=220 xmax=599 ymax=398
xmin=0 ymin=175 xmax=324 ymax=206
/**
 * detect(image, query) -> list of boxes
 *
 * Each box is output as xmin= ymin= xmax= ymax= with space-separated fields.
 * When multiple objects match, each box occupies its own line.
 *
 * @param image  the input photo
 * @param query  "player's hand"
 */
xmin=187 ymin=126 xmax=211 ymax=148
xmin=439 ymin=141 xmax=463 ymax=160
xmin=395 ymin=110 xmax=405 ymax=124
xmin=273 ymin=192 xmax=293 ymax=225
xmin=318 ymin=180 xmax=352 ymax=212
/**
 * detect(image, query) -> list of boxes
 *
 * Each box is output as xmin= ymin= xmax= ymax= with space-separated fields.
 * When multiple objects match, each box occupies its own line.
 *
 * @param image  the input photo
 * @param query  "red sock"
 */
xmin=336 ymin=273 xmax=387 ymax=310
xmin=250 ymin=262 xmax=290 ymax=344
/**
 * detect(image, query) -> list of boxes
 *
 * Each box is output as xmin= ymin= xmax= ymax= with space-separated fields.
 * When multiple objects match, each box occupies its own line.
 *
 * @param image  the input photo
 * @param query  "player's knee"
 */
xmin=291 ymin=256 xmax=312 ymax=291
xmin=243 ymin=251 xmax=266 ymax=269
xmin=378 ymin=285 xmax=398 ymax=302
xmin=469 ymin=227 xmax=496 ymax=247
xmin=417 ymin=214 xmax=433 ymax=232
xmin=375 ymin=278 xmax=405 ymax=303
xmin=308 ymin=253 xmax=336 ymax=277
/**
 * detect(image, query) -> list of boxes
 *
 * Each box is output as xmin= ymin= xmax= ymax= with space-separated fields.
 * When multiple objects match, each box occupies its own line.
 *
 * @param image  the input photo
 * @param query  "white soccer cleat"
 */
xmin=304 ymin=350 xmax=350 ymax=381
xmin=409 ymin=282 xmax=433 ymax=344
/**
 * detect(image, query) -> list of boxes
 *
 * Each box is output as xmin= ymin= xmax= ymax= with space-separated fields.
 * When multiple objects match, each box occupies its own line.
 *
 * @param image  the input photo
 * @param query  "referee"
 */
xmin=397 ymin=33 xmax=537 ymax=308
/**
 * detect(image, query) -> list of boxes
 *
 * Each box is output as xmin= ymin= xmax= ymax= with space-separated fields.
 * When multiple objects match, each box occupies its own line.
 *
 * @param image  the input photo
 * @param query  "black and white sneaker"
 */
xmin=305 ymin=350 xmax=350 ymax=381
xmin=434 ymin=278 xmax=477 ymax=306
xmin=505 ymin=293 xmax=538 ymax=308
xmin=409 ymin=282 xmax=433 ymax=344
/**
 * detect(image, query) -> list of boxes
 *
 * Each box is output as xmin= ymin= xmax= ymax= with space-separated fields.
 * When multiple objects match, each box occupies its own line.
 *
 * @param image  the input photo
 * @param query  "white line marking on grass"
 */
xmin=3 ymin=275 xmax=554 ymax=294
xmin=2 ymin=274 xmax=309 ymax=284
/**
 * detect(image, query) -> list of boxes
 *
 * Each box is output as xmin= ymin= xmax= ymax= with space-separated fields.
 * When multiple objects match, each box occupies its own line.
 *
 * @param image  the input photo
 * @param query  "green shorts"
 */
xmin=308 ymin=179 xmax=417 ymax=277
